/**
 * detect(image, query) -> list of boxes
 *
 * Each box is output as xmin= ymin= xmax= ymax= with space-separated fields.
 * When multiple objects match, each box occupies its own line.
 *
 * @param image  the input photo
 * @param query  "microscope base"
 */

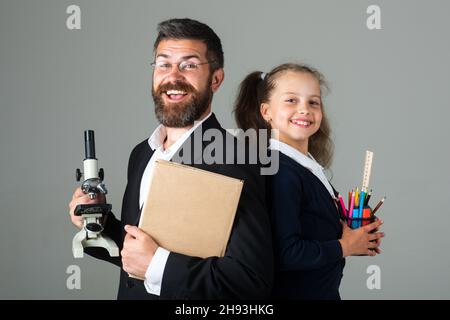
xmin=72 ymin=230 xmax=120 ymax=258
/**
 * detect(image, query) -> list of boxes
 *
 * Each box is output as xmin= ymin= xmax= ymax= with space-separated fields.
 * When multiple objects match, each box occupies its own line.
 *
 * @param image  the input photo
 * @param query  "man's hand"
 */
xmin=121 ymin=225 xmax=159 ymax=279
xmin=68 ymin=187 xmax=106 ymax=229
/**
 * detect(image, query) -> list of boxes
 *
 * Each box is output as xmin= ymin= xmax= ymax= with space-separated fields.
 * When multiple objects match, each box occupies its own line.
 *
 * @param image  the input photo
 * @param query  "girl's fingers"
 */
xmin=368 ymin=232 xmax=385 ymax=241
xmin=363 ymin=219 xmax=383 ymax=233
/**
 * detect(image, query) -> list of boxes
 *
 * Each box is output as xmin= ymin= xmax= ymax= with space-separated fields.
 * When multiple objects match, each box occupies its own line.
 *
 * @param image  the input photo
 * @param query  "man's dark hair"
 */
xmin=154 ymin=18 xmax=224 ymax=72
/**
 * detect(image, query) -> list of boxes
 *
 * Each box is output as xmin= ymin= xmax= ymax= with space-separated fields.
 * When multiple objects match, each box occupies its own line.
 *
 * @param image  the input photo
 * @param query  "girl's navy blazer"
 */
xmin=267 ymin=151 xmax=345 ymax=300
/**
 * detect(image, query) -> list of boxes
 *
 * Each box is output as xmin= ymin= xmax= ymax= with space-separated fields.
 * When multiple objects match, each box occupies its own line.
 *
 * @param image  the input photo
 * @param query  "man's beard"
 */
xmin=152 ymin=78 xmax=213 ymax=128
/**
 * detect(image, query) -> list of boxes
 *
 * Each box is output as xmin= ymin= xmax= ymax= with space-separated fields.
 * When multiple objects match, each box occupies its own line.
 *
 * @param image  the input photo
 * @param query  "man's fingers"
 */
xmin=72 ymin=187 xmax=106 ymax=203
xmin=124 ymin=233 xmax=133 ymax=241
xmin=69 ymin=188 xmax=106 ymax=230
xmin=69 ymin=196 xmax=97 ymax=214
xmin=73 ymin=187 xmax=84 ymax=199
xmin=123 ymin=233 xmax=134 ymax=250
xmin=72 ymin=194 xmax=102 ymax=207
xmin=124 ymin=225 xmax=147 ymax=240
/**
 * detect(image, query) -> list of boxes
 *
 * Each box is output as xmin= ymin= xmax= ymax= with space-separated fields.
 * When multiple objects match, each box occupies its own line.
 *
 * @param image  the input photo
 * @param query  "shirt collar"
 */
xmin=148 ymin=112 xmax=212 ymax=151
xmin=269 ymin=138 xmax=323 ymax=173
xmin=269 ymin=138 xmax=336 ymax=198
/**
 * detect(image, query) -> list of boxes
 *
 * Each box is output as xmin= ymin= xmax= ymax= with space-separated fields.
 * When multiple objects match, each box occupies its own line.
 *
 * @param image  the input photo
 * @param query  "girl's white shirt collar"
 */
xmin=269 ymin=138 xmax=335 ymax=198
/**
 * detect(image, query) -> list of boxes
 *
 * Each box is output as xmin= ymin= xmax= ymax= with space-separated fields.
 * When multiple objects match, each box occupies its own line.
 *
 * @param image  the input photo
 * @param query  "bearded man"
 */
xmin=68 ymin=18 xmax=273 ymax=299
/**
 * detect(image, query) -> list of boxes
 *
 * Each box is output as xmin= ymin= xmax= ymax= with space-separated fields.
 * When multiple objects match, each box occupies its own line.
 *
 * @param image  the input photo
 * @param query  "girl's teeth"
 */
xmin=292 ymin=120 xmax=310 ymax=126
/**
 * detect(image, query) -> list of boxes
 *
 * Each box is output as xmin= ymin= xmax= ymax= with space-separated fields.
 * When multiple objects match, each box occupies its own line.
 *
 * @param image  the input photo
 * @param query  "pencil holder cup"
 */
xmin=344 ymin=207 xmax=375 ymax=229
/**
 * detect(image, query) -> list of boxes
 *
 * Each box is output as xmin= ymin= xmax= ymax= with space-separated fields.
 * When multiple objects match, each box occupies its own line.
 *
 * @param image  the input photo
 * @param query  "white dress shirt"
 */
xmin=140 ymin=112 xmax=212 ymax=295
xmin=269 ymin=138 xmax=335 ymax=198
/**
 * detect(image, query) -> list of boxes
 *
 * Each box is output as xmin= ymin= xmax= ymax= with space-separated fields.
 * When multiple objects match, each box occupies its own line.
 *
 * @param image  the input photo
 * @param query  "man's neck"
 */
xmin=163 ymin=107 xmax=211 ymax=150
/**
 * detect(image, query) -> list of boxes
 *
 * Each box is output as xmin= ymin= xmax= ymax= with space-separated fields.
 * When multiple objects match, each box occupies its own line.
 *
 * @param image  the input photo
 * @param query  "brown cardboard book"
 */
xmin=129 ymin=159 xmax=244 ymax=280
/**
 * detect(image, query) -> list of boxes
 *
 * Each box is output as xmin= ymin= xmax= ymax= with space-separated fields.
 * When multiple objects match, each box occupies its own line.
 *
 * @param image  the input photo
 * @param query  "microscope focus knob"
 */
xmin=99 ymin=168 xmax=104 ymax=180
xmin=76 ymin=168 xmax=82 ymax=181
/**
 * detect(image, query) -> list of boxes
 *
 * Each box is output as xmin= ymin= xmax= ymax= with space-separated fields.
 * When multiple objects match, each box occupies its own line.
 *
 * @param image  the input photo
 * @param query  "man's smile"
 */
xmin=164 ymin=89 xmax=189 ymax=102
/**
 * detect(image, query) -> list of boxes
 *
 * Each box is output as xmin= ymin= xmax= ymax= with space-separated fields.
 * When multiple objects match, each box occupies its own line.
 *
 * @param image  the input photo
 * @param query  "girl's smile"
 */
xmin=261 ymin=71 xmax=323 ymax=155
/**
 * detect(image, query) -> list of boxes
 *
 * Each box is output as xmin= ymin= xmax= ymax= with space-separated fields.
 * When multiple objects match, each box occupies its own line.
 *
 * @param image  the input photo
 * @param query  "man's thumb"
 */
xmin=124 ymin=225 xmax=142 ymax=239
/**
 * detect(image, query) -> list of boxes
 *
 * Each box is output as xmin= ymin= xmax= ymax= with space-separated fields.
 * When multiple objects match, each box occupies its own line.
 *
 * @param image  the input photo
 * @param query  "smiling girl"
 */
xmin=234 ymin=63 xmax=384 ymax=299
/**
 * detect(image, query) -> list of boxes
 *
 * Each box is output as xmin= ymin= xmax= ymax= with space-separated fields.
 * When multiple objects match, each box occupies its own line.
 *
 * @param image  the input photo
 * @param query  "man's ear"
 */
xmin=210 ymin=68 xmax=224 ymax=92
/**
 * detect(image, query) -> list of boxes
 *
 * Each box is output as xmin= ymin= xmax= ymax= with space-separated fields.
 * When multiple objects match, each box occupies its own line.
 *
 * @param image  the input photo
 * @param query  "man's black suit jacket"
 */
xmin=85 ymin=113 xmax=273 ymax=299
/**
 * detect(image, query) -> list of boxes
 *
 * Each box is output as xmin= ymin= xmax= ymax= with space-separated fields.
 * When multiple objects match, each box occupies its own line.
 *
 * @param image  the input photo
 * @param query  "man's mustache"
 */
xmin=156 ymin=81 xmax=196 ymax=95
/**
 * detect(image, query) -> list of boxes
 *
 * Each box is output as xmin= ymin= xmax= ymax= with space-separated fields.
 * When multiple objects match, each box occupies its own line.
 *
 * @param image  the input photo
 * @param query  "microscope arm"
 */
xmin=84 ymin=211 xmax=123 ymax=267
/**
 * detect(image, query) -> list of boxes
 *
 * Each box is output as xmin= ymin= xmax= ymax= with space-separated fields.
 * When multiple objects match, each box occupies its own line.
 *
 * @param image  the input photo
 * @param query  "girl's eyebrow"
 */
xmin=282 ymin=92 xmax=321 ymax=99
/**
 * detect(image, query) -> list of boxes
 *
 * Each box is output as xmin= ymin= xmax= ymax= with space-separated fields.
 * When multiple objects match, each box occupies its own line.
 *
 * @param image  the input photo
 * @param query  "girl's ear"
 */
xmin=260 ymin=103 xmax=272 ymax=123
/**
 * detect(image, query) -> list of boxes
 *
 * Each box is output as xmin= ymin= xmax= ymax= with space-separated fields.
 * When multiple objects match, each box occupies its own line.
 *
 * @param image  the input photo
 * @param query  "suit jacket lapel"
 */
xmin=129 ymin=143 xmax=154 ymax=226
xmin=131 ymin=113 xmax=222 ymax=225
xmin=170 ymin=113 xmax=223 ymax=167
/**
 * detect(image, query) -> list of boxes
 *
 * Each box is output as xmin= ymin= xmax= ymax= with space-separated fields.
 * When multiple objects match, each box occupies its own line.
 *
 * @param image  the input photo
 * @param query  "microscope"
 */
xmin=72 ymin=130 xmax=119 ymax=258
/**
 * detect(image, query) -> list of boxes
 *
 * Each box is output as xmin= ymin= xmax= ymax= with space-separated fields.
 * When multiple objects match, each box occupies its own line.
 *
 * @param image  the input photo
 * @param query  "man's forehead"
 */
xmin=155 ymin=39 xmax=207 ymax=59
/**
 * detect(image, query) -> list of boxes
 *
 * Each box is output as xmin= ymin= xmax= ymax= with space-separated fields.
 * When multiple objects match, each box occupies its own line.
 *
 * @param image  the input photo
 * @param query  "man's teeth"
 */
xmin=291 ymin=120 xmax=311 ymax=126
xmin=166 ymin=90 xmax=187 ymax=95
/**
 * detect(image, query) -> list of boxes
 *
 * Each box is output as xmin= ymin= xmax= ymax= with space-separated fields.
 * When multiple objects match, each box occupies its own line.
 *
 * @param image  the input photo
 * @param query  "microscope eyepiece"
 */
xmin=84 ymin=130 xmax=96 ymax=159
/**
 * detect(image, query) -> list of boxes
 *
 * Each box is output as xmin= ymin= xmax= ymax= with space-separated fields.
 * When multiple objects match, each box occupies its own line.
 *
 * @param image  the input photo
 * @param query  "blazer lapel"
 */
xmin=170 ymin=113 xmax=224 ymax=166
xmin=131 ymin=113 xmax=222 ymax=225
xmin=129 ymin=142 xmax=154 ymax=226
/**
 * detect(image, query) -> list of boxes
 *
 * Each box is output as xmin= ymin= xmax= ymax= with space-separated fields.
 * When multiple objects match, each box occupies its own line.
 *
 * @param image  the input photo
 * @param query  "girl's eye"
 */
xmin=286 ymin=98 xmax=297 ymax=104
xmin=310 ymin=100 xmax=321 ymax=107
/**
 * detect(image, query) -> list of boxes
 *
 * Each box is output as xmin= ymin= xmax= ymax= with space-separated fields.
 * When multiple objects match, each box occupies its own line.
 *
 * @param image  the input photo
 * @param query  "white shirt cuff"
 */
xmin=144 ymin=247 xmax=170 ymax=296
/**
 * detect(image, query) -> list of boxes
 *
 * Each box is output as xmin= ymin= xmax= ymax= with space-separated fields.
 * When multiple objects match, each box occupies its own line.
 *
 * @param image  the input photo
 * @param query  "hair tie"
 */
xmin=260 ymin=72 xmax=267 ymax=81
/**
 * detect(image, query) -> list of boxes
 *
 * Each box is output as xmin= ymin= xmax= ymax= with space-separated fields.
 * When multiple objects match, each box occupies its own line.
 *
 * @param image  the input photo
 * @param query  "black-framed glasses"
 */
xmin=150 ymin=60 xmax=216 ymax=72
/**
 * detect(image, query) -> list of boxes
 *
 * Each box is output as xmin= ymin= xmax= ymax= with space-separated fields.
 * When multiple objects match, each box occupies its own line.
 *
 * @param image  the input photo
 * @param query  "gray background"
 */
xmin=1 ymin=0 xmax=449 ymax=299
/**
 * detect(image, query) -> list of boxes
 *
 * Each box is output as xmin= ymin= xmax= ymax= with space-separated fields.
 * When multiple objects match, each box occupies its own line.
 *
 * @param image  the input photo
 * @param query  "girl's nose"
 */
xmin=296 ymin=101 xmax=310 ymax=115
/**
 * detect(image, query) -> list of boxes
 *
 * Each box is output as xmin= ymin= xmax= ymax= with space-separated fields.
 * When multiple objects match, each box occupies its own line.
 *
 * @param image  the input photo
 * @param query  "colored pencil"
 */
xmin=372 ymin=197 xmax=386 ymax=215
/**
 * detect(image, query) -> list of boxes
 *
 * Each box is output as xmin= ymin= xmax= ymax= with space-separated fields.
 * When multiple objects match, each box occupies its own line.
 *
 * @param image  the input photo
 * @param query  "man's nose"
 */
xmin=166 ymin=65 xmax=185 ymax=81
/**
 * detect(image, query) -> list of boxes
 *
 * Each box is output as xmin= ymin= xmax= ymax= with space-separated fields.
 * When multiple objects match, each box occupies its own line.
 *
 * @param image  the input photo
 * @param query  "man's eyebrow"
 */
xmin=180 ymin=54 xmax=201 ymax=60
xmin=155 ymin=54 xmax=201 ymax=60
xmin=155 ymin=53 xmax=170 ymax=59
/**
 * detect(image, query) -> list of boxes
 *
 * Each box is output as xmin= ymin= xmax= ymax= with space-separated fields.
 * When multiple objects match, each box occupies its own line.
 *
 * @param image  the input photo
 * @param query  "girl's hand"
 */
xmin=339 ymin=219 xmax=385 ymax=257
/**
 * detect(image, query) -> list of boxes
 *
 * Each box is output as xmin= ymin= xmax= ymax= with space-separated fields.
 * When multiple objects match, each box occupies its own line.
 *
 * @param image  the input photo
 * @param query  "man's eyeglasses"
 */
xmin=150 ymin=60 xmax=216 ymax=73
